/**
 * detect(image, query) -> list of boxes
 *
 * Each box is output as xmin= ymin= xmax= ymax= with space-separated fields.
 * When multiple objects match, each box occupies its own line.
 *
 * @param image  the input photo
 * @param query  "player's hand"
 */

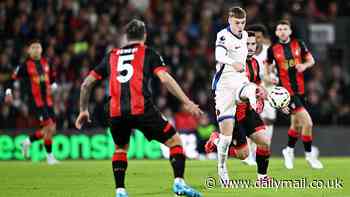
xmin=183 ymin=101 xmax=204 ymax=117
xmin=280 ymin=106 xmax=290 ymax=114
xmin=75 ymin=110 xmax=91 ymax=130
xmin=295 ymin=64 xmax=307 ymax=72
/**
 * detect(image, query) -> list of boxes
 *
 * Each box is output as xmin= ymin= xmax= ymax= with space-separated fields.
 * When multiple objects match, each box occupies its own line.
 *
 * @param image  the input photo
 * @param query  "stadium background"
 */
xmin=0 ymin=0 xmax=350 ymax=160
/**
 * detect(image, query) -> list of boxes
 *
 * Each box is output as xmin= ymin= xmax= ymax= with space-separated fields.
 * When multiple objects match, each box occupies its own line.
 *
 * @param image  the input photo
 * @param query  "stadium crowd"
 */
xmin=1 ymin=0 xmax=350 ymax=134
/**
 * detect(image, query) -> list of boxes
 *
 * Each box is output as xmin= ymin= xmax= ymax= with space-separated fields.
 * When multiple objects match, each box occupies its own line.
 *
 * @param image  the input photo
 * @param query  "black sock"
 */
xmin=169 ymin=145 xmax=185 ymax=178
xmin=256 ymin=148 xmax=270 ymax=175
xmin=287 ymin=129 xmax=298 ymax=148
xmin=112 ymin=152 xmax=128 ymax=188
xmin=29 ymin=130 xmax=43 ymax=142
xmin=44 ymin=139 xmax=52 ymax=153
xmin=302 ymin=135 xmax=312 ymax=152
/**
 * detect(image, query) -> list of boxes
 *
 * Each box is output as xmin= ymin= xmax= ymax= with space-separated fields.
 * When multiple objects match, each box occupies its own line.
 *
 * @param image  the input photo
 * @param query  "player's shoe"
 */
xmin=305 ymin=146 xmax=323 ymax=169
xmin=47 ymin=154 xmax=60 ymax=165
xmin=115 ymin=188 xmax=128 ymax=197
xmin=173 ymin=178 xmax=202 ymax=197
xmin=282 ymin=147 xmax=294 ymax=169
xmin=21 ymin=139 xmax=31 ymax=158
xmin=204 ymin=132 xmax=219 ymax=153
xmin=218 ymin=164 xmax=230 ymax=188
xmin=241 ymin=157 xmax=257 ymax=166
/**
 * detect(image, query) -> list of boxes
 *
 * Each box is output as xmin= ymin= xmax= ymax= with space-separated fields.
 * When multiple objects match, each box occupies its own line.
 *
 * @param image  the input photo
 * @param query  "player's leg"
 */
xmin=214 ymin=88 xmax=236 ymax=185
xmin=42 ymin=120 xmax=59 ymax=164
xmin=244 ymin=110 xmax=271 ymax=180
xmin=139 ymin=108 xmax=202 ymax=197
xmin=110 ymin=118 xmax=132 ymax=197
xmin=249 ymin=131 xmax=271 ymax=181
xmin=296 ymin=109 xmax=323 ymax=169
xmin=281 ymin=114 xmax=299 ymax=169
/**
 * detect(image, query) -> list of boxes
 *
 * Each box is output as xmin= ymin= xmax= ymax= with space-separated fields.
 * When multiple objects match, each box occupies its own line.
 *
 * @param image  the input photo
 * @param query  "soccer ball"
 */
xmin=267 ymin=86 xmax=290 ymax=108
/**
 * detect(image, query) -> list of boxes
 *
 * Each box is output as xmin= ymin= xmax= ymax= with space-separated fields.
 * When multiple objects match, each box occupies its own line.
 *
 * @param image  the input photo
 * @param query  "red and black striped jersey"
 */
xmin=266 ymin=38 xmax=312 ymax=95
xmin=89 ymin=43 xmax=168 ymax=117
xmin=245 ymin=57 xmax=261 ymax=85
xmin=236 ymin=57 xmax=262 ymax=121
xmin=12 ymin=57 xmax=54 ymax=108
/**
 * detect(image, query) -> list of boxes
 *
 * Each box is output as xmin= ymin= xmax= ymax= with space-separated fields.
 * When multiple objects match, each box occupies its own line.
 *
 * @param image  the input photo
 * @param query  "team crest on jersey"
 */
xmin=218 ymin=36 xmax=225 ymax=44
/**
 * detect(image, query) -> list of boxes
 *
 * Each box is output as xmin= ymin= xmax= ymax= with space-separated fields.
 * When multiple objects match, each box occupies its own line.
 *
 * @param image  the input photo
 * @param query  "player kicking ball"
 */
xmin=207 ymin=32 xmax=285 ymax=183
xmin=75 ymin=19 xmax=202 ymax=197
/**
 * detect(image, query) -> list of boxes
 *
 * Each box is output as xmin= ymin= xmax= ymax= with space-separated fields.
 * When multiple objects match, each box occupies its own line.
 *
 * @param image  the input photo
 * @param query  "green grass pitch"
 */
xmin=0 ymin=157 xmax=348 ymax=197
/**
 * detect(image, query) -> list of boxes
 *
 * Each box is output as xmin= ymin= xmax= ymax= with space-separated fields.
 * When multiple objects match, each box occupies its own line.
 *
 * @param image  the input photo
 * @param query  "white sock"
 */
xmin=286 ymin=146 xmax=294 ymax=153
xmin=24 ymin=138 xmax=31 ymax=145
xmin=47 ymin=153 xmax=54 ymax=158
xmin=116 ymin=188 xmax=126 ymax=193
xmin=174 ymin=177 xmax=185 ymax=185
xmin=305 ymin=152 xmax=312 ymax=158
xmin=217 ymin=134 xmax=232 ymax=168
xmin=247 ymin=138 xmax=256 ymax=159
xmin=257 ymin=173 xmax=267 ymax=179
xmin=265 ymin=125 xmax=274 ymax=144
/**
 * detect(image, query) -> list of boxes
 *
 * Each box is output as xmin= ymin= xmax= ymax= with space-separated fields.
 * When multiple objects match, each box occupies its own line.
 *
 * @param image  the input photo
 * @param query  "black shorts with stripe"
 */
xmin=109 ymin=105 xmax=176 ymax=147
xmin=30 ymin=106 xmax=56 ymax=126
xmin=289 ymin=94 xmax=306 ymax=113
xmin=231 ymin=109 xmax=265 ymax=148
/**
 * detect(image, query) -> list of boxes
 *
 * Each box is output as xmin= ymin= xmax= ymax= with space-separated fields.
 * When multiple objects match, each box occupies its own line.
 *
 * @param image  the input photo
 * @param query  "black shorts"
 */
xmin=231 ymin=109 xmax=265 ymax=148
xmin=110 ymin=106 xmax=176 ymax=147
xmin=289 ymin=94 xmax=306 ymax=113
xmin=32 ymin=106 xmax=56 ymax=126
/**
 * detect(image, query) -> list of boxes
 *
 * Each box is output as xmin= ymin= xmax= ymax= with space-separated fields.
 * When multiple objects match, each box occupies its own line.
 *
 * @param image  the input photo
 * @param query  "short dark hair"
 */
xmin=125 ymin=19 xmax=146 ymax=41
xmin=228 ymin=7 xmax=246 ymax=19
xmin=247 ymin=24 xmax=268 ymax=36
xmin=247 ymin=31 xmax=256 ymax=37
xmin=276 ymin=20 xmax=291 ymax=28
xmin=26 ymin=38 xmax=41 ymax=46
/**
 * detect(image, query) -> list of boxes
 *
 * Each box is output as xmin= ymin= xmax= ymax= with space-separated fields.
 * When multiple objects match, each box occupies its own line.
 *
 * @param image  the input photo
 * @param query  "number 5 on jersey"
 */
xmin=117 ymin=54 xmax=134 ymax=83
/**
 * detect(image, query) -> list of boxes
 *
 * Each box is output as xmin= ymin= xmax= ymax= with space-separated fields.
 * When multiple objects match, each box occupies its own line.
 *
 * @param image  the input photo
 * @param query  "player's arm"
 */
xmin=75 ymin=55 xmax=108 ymax=129
xmin=3 ymin=64 xmax=25 ymax=104
xmin=215 ymin=33 xmax=244 ymax=72
xmin=156 ymin=70 xmax=203 ymax=117
xmin=215 ymin=46 xmax=244 ymax=72
xmin=75 ymin=75 xmax=97 ymax=129
xmin=295 ymin=41 xmax=315 ymax=72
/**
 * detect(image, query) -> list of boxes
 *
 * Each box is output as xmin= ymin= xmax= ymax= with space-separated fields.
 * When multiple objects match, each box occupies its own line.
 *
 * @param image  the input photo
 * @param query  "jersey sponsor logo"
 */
xmin=283 ymin=59 xmax=296 ymax=69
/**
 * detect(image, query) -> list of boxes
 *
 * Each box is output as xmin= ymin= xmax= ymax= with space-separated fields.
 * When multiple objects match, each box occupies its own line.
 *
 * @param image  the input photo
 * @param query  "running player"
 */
xmin=4 ymin=39 xmax=59 ymax=165
xmin=75 ymin=19 xmax=202 ymax=197
xmin=265 ymin=20 xmax=323 ymax=169
xmin=207 ymin=32 xmax=272 ymax=182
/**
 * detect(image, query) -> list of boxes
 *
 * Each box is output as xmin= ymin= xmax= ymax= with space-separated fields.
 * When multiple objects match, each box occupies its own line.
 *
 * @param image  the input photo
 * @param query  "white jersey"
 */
xmin=212 ymin=27 xmax=249 ymax=121
xmin=254 ymin=44 xmax=277 ymax=121
xmin=215 ymin=27 xmax=248 ymax=74
xmin=254 ymin=44 xmax=269 ymax=80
